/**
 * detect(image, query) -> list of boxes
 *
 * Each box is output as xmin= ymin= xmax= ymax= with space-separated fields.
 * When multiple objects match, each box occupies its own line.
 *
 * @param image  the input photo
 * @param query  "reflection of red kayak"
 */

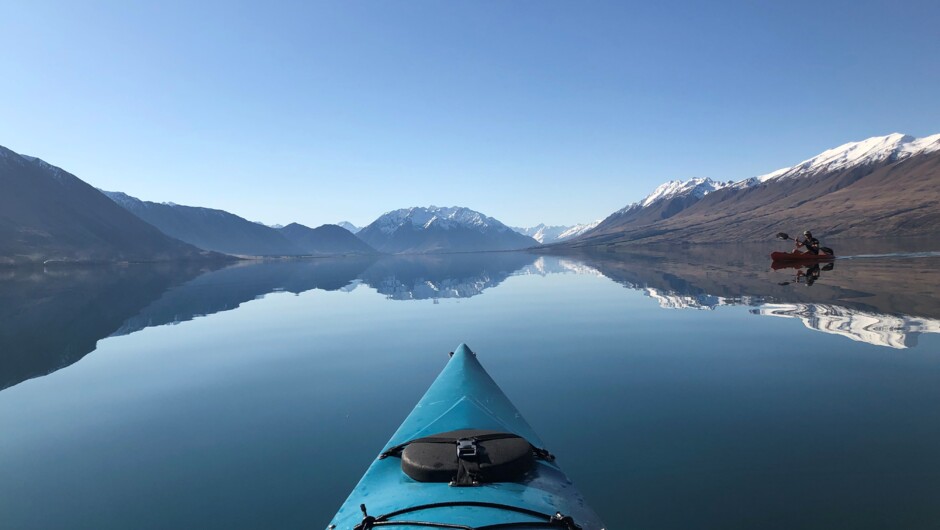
xmin=770 ymin=250 xmax=835 ymax=262
xmin=770 ymin=261 xmax=805 ymax=271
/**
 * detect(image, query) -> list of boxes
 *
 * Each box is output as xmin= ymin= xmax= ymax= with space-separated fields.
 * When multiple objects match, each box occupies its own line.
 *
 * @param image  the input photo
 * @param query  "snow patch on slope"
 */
xmin=101 ymin=190 xmax=144 ymax=208
xmin=558 ymin=220 xmax=602 ymax=240
xmin=337 ymin=221 xmax=360 ymax=234
xmin=512 ymin=224 xmax=570 ymax=244
xmin=513 ymin=220 xmax=603 ymax=244
xmin=739 ymin=133 xmax=940 ymax=187
xmin=613 ymin=177 xmax=729 ymax=216
xmin=372 ymin=206 xmax=509 ymax=235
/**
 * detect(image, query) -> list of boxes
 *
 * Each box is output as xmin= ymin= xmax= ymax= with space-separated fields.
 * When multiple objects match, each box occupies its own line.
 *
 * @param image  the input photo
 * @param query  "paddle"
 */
xmin=775 ymin=232 xmax=834 ymax=256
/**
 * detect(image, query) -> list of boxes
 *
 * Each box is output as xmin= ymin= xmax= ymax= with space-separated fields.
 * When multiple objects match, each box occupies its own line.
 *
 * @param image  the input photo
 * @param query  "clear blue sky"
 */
xmin=2 ymin=1 xmax=938 ymax=228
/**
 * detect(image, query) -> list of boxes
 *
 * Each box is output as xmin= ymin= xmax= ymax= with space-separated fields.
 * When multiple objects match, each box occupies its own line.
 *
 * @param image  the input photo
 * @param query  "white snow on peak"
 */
xmin=513 ymin=220 xmax=603 ymax=244
xmin=614 ymin=177 xmax=728 ymax=215
xmin=372 ymin=206 xmax=507 ymax=234
xmin=512 ymin=224 xmax=570 ymax=244
xmin=101 ymin=190 xmax=143 ymax=208
xmin=337 ymin=221 xmax=360 ymax=234
xmin=557 ymin=220 xmax=602 ymax=240
xmin=614 ymin=132 xmax=939 ymax=211
xmin=747 ymin=132 xmax=940 ymax=185
xmin=641 ymin=177 xmax=727 ymax=207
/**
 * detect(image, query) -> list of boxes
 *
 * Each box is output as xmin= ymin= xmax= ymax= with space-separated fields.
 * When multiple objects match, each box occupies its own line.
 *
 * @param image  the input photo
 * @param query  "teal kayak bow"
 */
xmin=327 ymin=344 xmax=605 ymax=529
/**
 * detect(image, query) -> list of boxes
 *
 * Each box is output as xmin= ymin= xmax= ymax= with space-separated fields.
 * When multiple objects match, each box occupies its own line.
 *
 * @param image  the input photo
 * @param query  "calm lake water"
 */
xmin=2 ymin=245 xmax=940 ymax=529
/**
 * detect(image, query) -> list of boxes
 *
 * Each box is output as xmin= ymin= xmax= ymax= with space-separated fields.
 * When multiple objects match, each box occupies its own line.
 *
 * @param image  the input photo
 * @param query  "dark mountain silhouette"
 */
xmin=0 ymin=146 xmax=215 ymax=265
xmin=103 ymin=191 xmax=304 ymax=256
xmin=277 ymin=223 xmax=378 ymax=255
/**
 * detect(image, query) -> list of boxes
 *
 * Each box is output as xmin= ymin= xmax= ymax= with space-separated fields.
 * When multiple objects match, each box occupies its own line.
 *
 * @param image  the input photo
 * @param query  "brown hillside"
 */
xmin=571 ymin=152 xmax=940 ymax=247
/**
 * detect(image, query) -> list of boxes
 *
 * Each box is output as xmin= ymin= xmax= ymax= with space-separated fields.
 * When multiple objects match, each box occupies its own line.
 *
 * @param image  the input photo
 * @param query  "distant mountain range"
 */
xmin=511 ymin=221 xmax=601 ymax=244
xmin=102 ymin=191 xmax=376 ymax=257
xmin=564 ymin=133 xmax=940 ymax=247
xmin=103 ymin=191 xmax=301 ymax=256
xmin=277 ymin=223 xmax=376 ymax=255
xmin=356 ymin=206 xmax=537 ymax=253
xmin=0 ymin=142 xmax=535 ymax=261
xmin=0 ymin=146 xmax=216 ymax=265
xmin=337 ymin=221 xmax=361 ymax=234
xmin=3 ymin=132 xmax=938 ymax=264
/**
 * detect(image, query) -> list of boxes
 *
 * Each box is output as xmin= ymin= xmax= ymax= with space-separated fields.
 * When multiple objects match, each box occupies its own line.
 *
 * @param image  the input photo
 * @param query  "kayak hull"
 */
xmin=770 ymin=250 xmax=835 ymax=262
xmin=328 ymin=344 xmax=605 ymax=529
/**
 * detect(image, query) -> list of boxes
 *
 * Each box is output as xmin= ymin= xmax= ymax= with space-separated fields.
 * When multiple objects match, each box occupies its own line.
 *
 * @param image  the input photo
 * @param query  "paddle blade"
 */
xmin=821 ymin=247 xmax=835 ymax=256
xmin=776 ymin=232 xmax=790 ymax=240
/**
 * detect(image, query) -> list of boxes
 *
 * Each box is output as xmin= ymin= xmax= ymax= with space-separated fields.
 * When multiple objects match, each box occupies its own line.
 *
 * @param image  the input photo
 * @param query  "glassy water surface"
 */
xmin=2 ymin=245 xmax=939 ymax=529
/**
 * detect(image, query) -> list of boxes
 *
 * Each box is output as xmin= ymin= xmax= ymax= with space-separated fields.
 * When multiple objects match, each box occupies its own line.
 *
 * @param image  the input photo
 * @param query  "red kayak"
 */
xmin=770 ymin=250 xmax=835 ymax=262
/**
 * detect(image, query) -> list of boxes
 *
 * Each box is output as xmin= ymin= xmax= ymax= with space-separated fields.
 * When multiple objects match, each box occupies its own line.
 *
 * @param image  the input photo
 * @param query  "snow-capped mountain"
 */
xmin=337 ymin=221 xmax=360 ymax=234
xmin=612 ymin=177 xmax=729 ymax=217
xmin=738 ymin=133 xmax=940 ymax=187
xmin=585 ymin=177 xmax=729 ymax=238
xmin=557 ymin=220 xmax=602 ymax=240
xmin=511 ymin=224 xmax=570 ymax=244
xmin=513 ymin=221 xmax=603 ymax=244
xmin=569 ymin=132 xmax=940 ymax=245
xmin=357 ymin=206 xmax=537 ymax=253
xmin=370 ymin=206 xmax=501 ymax=234
xmin=614 ymin=133 xmax=939 ymax=218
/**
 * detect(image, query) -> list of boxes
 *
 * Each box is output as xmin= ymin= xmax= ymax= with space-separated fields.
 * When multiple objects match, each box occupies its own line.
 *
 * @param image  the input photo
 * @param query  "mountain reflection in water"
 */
xmin=356 ymin=253 xmax=535 ymax=300
xmin=575 ymin=244 xmax=940 ymax=349
xmin=756 ymin=304 xmax=939 ymax=349
xmin=1 ymin=244 xmax=939 ymax=391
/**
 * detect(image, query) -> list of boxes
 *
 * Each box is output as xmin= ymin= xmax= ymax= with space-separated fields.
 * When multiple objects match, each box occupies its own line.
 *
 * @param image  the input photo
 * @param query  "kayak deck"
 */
xmin=328 ymin=344 xmax=605 ymax=529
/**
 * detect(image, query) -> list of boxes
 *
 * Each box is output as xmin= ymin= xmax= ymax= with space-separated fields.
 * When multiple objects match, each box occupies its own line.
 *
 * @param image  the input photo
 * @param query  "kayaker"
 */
xmin=795 ymin=230 xmax=821 ymax=255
